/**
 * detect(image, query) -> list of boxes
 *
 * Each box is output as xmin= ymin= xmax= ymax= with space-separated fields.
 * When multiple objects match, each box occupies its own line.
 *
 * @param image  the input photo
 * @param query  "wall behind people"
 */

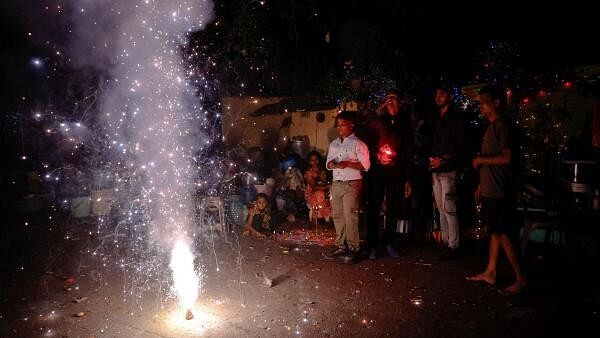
xmin=222 ymin=96 xmax=360 ymax=155
xmin=221 ymin=96 xmax=287 ymax=148
xmin=290 ymin=109 xmax=339 ymax=154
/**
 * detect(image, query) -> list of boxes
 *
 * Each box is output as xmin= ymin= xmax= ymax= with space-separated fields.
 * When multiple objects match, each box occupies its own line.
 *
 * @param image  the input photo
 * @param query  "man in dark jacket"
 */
xmin=365 ymin=89 xmax=413 ymax=259
xmin=429 ymin=85 xmax=466 ymax=260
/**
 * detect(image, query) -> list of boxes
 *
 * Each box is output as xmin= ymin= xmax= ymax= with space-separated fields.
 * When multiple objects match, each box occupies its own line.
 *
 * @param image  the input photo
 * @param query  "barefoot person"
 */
xmin=467 ymin=85 xmax=526 ymax=295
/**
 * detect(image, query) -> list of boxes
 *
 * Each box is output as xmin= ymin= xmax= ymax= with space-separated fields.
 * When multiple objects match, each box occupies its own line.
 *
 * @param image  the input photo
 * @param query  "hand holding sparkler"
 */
xmin=404 ymin=182 xmax=412 ymax=198
xmin=377 ymin=144 xmax=395 ymax=165
xmin=429 ymin=157 xmax=442 ymax=169
xmin=248 ymin=202 xmax=258 ymax=217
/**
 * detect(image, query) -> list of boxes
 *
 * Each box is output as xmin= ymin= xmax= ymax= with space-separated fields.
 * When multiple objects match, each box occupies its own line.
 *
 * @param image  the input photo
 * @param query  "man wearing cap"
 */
xmin=429 ymin=85 xmax=466 ymax=260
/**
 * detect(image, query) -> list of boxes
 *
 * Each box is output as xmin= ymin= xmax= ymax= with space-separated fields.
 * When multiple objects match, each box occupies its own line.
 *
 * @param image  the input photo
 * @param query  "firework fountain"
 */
xmin=60 ymin=0 xmax=216 ymax=321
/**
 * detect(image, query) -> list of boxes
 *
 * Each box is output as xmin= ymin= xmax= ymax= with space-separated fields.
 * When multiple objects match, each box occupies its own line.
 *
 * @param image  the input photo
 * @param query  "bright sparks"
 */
xmin=170 ymin=239 xmax=200 ymax=310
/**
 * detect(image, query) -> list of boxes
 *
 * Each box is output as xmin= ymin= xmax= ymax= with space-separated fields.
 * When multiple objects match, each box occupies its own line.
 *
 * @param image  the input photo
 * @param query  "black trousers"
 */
xmin=366 ymin=164 xmax=405 ymax=248
xmin=411 ymin=165 xmax=433 ymax=241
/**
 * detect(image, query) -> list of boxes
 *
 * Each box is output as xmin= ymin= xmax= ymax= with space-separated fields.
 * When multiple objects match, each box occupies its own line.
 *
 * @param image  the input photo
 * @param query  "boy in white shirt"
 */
xmin=325 ymin=111 xmax=370 ymax=262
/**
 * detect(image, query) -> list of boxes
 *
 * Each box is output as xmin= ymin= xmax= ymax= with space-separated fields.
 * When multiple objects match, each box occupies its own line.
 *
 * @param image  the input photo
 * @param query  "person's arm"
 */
xmin=245 ymin=205 xmax=257 ymax=230
xmin=473 ymin=148 xmax=511 ymax=168
xmin=320 ymin=170 xmax=328 ymax=181
xmin=337 ymin=140 xmax=368 ymax=170
xmin=356 ymin=139 xmax=371 ymax=171
xmin=262 ymin=213 xmax=272 ymax=229
xmin=313 ymin=171 xmax=329 ymax=191
xmin=326 ymin=144 xmax=337 ymax=170
xmin=403 ymin=126 xmax=413 ymax=197
xmin=474 ymin=185 xmax=481 ymax=203
xmin=436 ymin=119 xmax=466 ymax=169
xmin=402 ymin=126 xmax=413 ymax=180
xmin=473 ymin=120 xmax=511 ymax=168
xmin=376 ymin=100 xmax=388 ymax=114
xmin=295 ymin=168 xmax=306 ymax=190
xmin=304 ymin=171 xmax=318 ymax=190
xmin=338 ymin=161 xmax=365 ymax=171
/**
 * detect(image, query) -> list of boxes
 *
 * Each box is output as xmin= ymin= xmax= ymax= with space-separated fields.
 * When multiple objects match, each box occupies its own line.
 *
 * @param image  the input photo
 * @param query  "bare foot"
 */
xmin=242 ymin=229 xmax=251 ymax=237
xmin=466 ymin=273 xmax=496 ymax=285
xmin=503 ymin=279 xmax=526 ymax=295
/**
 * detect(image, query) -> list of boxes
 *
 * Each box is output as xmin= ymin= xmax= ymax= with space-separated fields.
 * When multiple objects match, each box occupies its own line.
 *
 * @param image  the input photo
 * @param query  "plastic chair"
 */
xmin=197 ymin=196 xmax=228 ymax=238
xmin=519 ymin=188 xmax=567 ymax=257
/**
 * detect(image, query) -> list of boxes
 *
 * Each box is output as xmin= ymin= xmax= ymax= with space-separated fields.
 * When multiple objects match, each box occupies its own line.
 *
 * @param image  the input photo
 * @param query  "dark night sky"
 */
xmin=335 ymin=0 xmax=598 ymax=80
xmin=409 ymin=1 xmax=597 ymax=78
xmin=0 ymin=0 xmax=597 ymax=182
xmin=0 ymin=0 xmax=597 ymax=100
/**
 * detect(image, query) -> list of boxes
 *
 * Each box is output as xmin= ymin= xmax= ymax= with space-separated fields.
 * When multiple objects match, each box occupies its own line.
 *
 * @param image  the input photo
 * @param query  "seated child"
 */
xmin=275 ymin=156 xmax=307 ymax=222
xmin=243 ymin=193 xmax=274 ymax=238
xmin=304 ymin=150 xmax=332 ymax=223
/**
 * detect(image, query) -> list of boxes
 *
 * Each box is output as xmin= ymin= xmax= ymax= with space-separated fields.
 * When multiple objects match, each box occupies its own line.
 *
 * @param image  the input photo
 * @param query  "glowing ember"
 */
xmin=411 ymin=298 xmax=423 ymax=306
xmin=185 ymin=309 xmax=194 ymax=320
xmin=377 ymin=144 xmax=396 ymax=165
xmin=170 ymin=239 xmax=200 ymax=313
xmin=165 ymin=305 xmax=219 ymax=334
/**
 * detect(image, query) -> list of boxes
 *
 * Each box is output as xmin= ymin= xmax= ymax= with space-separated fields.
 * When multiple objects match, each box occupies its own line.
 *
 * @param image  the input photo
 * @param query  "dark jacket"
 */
xmin=430 ymin=109 xmax=466 ymax=172
xmin=367 ymin=113 xmax=413 ymax=181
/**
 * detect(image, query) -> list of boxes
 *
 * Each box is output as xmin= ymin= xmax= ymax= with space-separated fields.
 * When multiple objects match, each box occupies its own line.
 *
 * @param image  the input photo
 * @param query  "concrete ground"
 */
xmin=0 ymin=217 xmax=595 ymax=337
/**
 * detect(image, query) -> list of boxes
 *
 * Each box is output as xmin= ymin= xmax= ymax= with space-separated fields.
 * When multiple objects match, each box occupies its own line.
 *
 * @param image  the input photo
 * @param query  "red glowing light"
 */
xmin=563 ymin=81 xmax=573 ymax=89
xmin=378 ymin=144 xmax=395 ymax=165
xmin=523 ymin=98 xmax=529 ymax=104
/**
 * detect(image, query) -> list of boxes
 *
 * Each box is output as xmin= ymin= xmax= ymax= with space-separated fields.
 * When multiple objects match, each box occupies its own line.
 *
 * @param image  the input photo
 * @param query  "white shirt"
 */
xmin=326 ymin=133 xmax=370 ymax=181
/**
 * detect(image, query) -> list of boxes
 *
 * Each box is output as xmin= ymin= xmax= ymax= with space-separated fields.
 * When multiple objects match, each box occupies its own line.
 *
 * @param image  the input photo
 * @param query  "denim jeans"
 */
xmin=432 ymin=171 xmax=459 ymax=249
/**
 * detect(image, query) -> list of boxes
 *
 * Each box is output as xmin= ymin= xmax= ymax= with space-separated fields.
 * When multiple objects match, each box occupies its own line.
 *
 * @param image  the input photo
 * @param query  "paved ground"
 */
xmin=0 ymin=217 xmax=596 ymax=337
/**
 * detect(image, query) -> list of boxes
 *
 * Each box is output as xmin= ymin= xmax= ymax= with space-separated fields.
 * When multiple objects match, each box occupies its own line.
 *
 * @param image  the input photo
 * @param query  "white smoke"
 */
xmin=8 ymin=0 xmax=216 ymax=310
xmin=64 ymin=0 xmax=214 ymax=308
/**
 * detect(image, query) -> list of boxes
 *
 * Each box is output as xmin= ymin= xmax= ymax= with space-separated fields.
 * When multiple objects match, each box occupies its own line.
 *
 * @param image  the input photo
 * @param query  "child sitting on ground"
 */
xmin=243 ymin=193 xmax=274 ymax=238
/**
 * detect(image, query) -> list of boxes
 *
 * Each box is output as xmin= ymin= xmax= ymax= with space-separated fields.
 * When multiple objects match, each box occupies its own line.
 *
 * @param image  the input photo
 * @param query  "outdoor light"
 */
xmin=31 ymin=57 xmax=43 ymax=67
